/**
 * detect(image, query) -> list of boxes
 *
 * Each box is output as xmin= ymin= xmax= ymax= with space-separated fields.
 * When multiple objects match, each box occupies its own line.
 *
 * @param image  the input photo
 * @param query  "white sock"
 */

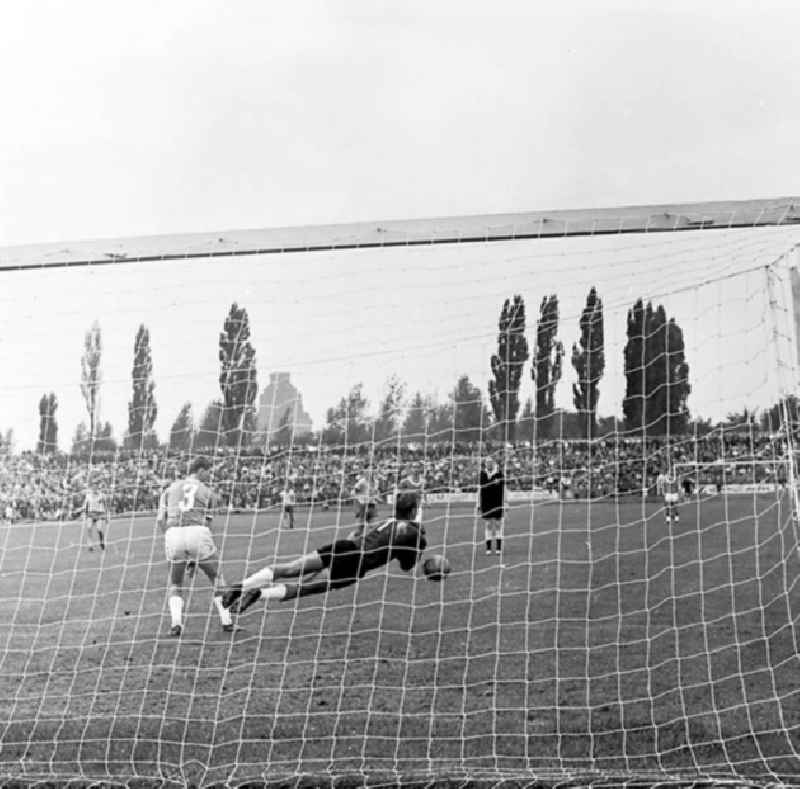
xmin=169 ymin=596 xmax=183 ymax=627
xmin=243 ymin=567 xmax=274 ymax=589
xmin=261 ymin=584 xmax=286 ymax=601
xmin=213 ymin=595 xmax=232 ymax=626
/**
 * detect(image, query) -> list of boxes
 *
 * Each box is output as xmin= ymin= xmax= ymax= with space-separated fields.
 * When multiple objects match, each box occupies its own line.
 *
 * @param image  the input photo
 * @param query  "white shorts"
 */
xmin=164 ymin=525 xmax=217 ymax=563
xmin=87 ymin=510 xmax=107 ymax=522
xmin=483 ymin=517 xmax=504 ymax=536
xmin=664 ymin=493 xmax=679 ymax=504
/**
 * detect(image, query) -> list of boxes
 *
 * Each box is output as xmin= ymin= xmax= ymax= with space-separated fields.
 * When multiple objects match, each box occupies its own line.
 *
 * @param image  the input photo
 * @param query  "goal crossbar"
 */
xmin=2 ymin=196 xmax=800 ymax=272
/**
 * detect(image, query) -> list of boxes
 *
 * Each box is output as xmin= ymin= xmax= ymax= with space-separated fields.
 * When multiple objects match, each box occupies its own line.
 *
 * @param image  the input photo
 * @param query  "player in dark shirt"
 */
xmin=223 ymin=491 xmax=427 ymax=613
xmin=479 ymin=458 xmax=505 ymax=556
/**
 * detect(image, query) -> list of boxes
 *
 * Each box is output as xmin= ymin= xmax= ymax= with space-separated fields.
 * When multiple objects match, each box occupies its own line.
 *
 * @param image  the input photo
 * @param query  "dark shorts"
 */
xmin=316 ymin=539 xmax=363 ymax=583
xmin=354 ymin=502 xmax=377 ymax=521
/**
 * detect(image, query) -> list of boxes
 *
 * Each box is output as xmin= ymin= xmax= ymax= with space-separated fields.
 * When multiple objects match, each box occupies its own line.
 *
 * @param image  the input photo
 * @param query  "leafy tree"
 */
xmin=71 ymin=420 xmax=115 ymax=455
xmin=169 ymin=402 xmax=194 ymax=452
xmin=37 ymin=392 xmax=58 ymax=454
xmin=760 ymin=396 xmax=800 ymax=434
xmin=80 ymin=321 xmax=102 ymax=445
xmin=402 ymin=391 xmax=430 ymax=440
xmin=218 ymin=303 xmax=258 ymax=446
xmin=688 ymin=416 xmax=715 ymax=436
xmin=94 ymin=421 xmax=117 ymax=453
xmin=722 ymin=408 xmax=758 ymax=430
xmin=127 ymin=324 xmax=158 ymax=449
xmin=550 ymin=408 xmax=583 ymax=440
xmin=531 ymin=295 xmax=563 ymax=438
xmin=596 ymin=415 xmax=620 ymax=437
xmin=450 ymin=374 xmax=488 ymax=443
xmin=623 ymin=300 xmax=691 ymax=436
xmin=622 ymin=299 xmax=646 ymax=433
xmin=517 ymin=397 xmax=536 ymax=442
xmin=489 ymin=295 xmax=529 ymax=443
xmin=572 ymin=287 xmax=605 ymax=439
xmin=429 ymin=400 xmax=455 ymax=439
xmin=375 ymin=375 xmax=406 ymax=442
xmin=322 ymin=384 xmax=370 ymax=446
xmin=71 ymin=423 xmax=89 ymax=456
xmin=195 ymin=400 xmax=223 ymax=448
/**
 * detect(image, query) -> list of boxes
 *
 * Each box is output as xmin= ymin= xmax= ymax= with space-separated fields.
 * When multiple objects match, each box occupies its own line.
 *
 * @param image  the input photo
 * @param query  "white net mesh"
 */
xmin=2 ymin=215 xmax=800 ymax=786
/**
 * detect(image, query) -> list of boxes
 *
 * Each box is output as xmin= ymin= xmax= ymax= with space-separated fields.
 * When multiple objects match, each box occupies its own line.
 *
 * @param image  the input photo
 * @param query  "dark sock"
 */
xmin=485 ymin=540 xmax=492 ymax=552
xmin=496 ymin=539 xmax=502 ymax=553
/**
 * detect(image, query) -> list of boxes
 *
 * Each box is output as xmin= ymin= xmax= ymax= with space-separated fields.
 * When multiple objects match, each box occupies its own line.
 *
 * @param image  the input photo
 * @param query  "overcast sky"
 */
xmin=1 ymin=1 xmax=800 ymax=449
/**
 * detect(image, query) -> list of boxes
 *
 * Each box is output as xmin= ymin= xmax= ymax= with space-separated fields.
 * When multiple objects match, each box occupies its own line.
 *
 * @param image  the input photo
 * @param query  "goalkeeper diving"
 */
xmin=223 ymin=490 xmax=427 ymax=613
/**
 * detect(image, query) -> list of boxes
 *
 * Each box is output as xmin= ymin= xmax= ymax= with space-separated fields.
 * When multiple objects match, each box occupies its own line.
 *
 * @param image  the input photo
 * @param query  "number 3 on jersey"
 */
xmin=179 ymin=482 xmax=199 ymax=512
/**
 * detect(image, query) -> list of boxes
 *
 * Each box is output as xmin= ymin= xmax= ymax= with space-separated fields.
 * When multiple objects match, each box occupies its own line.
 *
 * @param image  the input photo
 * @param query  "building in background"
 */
xmin=255 ymin=372 xmax=313 ymax=441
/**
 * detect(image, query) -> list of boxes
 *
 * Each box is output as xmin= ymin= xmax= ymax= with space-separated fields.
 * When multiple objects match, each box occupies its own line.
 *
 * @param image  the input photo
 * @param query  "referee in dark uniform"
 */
xmin=479 ymin=457 xmax=505 ymax=557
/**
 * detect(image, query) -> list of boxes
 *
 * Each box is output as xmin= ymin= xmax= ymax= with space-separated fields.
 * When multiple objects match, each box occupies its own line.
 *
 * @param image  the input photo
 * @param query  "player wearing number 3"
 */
xmin=156 ymin=457 xmax=237 ymax=636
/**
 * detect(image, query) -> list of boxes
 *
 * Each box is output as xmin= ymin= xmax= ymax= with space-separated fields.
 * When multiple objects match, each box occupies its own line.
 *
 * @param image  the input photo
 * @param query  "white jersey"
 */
xmin=353 ymin=476 xmax=379 ymax=505
xmin=84 ymin=491 xmax=107 ymax=516
xmin=158 ymin=476 xmax=217 ymax=527
xmin=158 ymin=475 xmax=219 ymax=563
xmin=657 ymin=473 xmax=680 ymax=502
xmin=280 ymin=489 xmax=296 ymax=507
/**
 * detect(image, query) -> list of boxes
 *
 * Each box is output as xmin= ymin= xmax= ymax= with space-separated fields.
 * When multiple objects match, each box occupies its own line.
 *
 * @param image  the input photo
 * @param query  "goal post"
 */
xmin=2 ymin=198 xmax=800 ymax=787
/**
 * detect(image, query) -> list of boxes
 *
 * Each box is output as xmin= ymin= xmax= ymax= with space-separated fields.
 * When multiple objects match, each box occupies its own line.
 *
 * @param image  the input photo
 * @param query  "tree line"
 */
xmin=22 ymin=289 xmax=788 ymax=457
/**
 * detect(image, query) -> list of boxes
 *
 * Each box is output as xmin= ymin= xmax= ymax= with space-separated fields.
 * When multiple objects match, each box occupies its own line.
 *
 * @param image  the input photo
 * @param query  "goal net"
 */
xmin=2 ymin=199 xmax=800 ymax=787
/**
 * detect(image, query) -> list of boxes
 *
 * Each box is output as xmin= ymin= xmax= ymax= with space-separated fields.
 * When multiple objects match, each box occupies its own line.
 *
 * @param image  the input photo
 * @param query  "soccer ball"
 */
xmin=423 ymin=554 xmax=451 ymax=581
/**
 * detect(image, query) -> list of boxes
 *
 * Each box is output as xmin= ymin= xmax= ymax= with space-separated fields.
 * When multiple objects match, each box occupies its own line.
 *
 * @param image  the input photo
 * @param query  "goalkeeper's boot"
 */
xmin=222 ymin=584 xmax=243 ymax=609
xmin=235 ymin=588 xmax=262 ymax=614
xmin=221 ymin=623 xmax=243 ymax=633
xmin=170 ymin=624 xmax=182 ymax=637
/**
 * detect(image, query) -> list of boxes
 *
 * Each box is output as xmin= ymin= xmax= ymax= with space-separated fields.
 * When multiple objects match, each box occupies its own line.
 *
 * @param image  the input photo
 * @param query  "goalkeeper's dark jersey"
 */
xmin=360 ymin=518 xmax=427 ymax=575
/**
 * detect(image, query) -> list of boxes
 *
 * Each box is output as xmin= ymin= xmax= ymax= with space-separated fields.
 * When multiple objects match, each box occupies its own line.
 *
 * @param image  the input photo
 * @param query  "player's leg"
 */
xmin=236 ymin=573 xmax=348 ymax=613
xmin=198 ymin=556 xmax=235 ymax=631
xmin=223 ymin=552 xmax=326 ymax=608
xmin=288 ymin=506 xmax=295 ymax=529
xmin=96 ymin=516 xmax=106 ymax=550
xmin=494 ymin=517 xmax=503 ymax=555
xmin=168 ymin=561 xmax=187 ymax=635
xmin=233 ymin=540 xmax=361 ymax=613
xmin=483 ymin=519 xmax=493 ymax=555
xmin=85 ymin=515 xmax=96 ymax=550
xmin=249 ymin=552 xmax=325 ymax=584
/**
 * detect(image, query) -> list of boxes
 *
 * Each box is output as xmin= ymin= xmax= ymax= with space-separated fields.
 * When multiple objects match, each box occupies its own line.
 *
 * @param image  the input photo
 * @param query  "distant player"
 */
xmin=657 ymin=465 xmax=680 ymax=524
xmin=83 ymin=483 xmax=108 ymax=552
xmin=156 ymin=456 xmax=236 ymax=637
xmin=349 ymin=468 xmax=380 ymax=541
xmin=400 ymin=463 xmax=425 ymax=519
xmin=479 ymin=457 xmax=505 ymax=558
xmin=279 ymin=485 xmax=296 ymax=529
xmin=223 ymin=491 xmax=427 ymax=613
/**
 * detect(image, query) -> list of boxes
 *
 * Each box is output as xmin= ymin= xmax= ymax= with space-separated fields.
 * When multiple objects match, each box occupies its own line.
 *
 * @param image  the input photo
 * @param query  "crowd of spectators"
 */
xmin=0 ymin=431 xmax=793 ymax=523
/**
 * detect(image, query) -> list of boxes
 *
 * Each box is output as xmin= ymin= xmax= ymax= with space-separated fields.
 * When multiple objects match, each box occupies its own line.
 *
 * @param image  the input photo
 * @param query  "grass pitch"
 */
xmin=2 ymin=493 xmax=800 ymax=786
